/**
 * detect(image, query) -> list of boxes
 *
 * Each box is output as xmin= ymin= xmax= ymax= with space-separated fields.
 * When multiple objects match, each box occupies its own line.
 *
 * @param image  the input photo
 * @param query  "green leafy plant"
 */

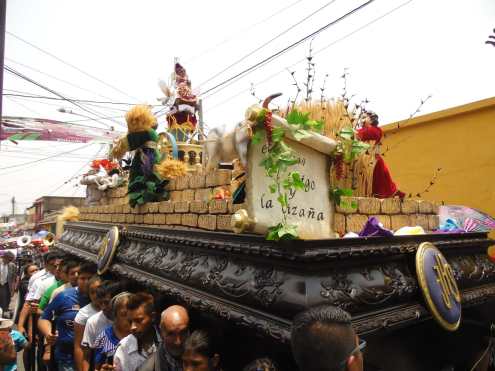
xmin=330 ymin=187 xmax=357 ymax=209
xmin=286 ymin=109 xmax=324 ymax=139
xmin=335 ymin=127 xmax=370 ymax=164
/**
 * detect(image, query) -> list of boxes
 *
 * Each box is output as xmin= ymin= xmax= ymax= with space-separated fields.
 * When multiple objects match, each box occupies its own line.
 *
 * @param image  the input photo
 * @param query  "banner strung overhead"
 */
xmin=0 ymin=117 xmax=123 ymax=144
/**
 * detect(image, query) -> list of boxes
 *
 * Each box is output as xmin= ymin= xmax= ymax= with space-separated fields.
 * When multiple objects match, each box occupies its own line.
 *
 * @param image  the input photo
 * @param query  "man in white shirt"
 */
xmin=81 ymin=281 xmax=116 ymax=348
xmin=17 ymin=252 xmax=62 ymax=336
xmin=114 ymin=292 xmax=159 ymax=371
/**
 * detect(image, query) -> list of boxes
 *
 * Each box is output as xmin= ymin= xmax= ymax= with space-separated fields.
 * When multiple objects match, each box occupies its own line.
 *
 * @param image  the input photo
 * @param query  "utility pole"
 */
xmin=11 ymin=196 xmax=15 ymax=217
xmin=0 ymin=0 xmax=6 ymax=151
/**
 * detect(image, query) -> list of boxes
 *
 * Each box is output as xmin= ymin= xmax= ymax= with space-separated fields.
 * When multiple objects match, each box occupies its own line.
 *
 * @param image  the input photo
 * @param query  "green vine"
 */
xmin=329 ymin=187 xmax=356 ymax=209
xmin=335 ymin=127 xmax=370 ymax=163
xmin=252 ymin=108 xmax=323 ymax=241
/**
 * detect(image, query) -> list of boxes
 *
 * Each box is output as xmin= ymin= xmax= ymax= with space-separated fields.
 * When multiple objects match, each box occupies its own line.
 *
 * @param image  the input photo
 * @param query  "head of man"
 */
xmin=54 ymin=257 xmax=67 ymax=281
xmin=43 ymin=252 xmax=62 ymax=275
xmin=77 ymin=263 xmax=98 ymax=296
xmin=242 ymin=358 xmax=278 ymax=371
xmin=87 ymin=276 xmax=103 ymax=306
xmin=182 ymin=330 xmax=220 ymax=371
xmin=63 ymin=260 xmax=80 ymax=286
xmin=160 ymin=305 xmax=190 ymax=358
xmin=291 ymin=305 xmax=364 ymax=371
xmin=95 ymin=281 xmax=120 ymax=319
xmin=23 ymin=263 xmax=39 ymax=278
xmin=1 ymin=251 xmax=15 ymax=264
xmin=127 ymin=292 xmax=155 ymax=341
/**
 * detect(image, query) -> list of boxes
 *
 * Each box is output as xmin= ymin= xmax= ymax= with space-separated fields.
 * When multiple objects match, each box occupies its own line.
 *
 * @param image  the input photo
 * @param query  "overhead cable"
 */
xmin=198 ymin=0 xmax=338 ymax=89
xmin=199 ymin=0 xmax=375 ymax=98
xmin=7 ymin=31 xmax=140 ymax=101
xmin=4 ymin=93 xmax=128 ymax=112
xmin=3 ymin=91 xmax=161 ymax=107
xmin=0 ymin=142 xmax=94 ymax=171
xmin=46 ymin=143 xmax=105 ymax=195
xmin=185 ymin=0 xmax=305 ymax=64
xmin=6 ymin=58 xmax=118 ymax=101
xmin=204 ymin=0 xmax=413 ymax=112
xmin=5 ymin=65 xmax=124 ymax=129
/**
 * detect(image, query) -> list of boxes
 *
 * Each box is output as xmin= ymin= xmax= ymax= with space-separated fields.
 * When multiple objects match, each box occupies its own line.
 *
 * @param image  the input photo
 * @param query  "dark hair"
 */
xmin=95 ymin=281 xmax=121 ymax=300
xmin=365 ymin=111 xmax=379 ymax=126
xmin=242 ymin=358 xmax=279 ymax=371
xmin=63 ymin=260 xmax=80 ymax=273
xmin=23 ymin=262 xmax=38 ymax=276
xmin=127 ymin=292 xmax=154 ymax=315
xmin=291 ymin=305 xmax=356 ymax=371
xmin=43 ymin=252 xmax=62 ymax=264
xmin=88 ymin=275 xmax=103 ymax=287
xmin=183 ymin=330 xmax=217 ymax=359
xmin=79 ymin=262 xmax=97 ymax=275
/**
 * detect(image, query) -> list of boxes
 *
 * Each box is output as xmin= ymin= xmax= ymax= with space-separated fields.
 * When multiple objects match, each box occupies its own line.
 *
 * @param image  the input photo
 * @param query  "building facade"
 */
xmin=381 ymin=96 xmax=495 ymax=234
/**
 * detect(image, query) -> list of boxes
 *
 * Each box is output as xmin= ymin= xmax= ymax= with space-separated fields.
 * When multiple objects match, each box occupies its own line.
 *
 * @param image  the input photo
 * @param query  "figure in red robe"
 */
xmin=357 ymin=112 xmax=405 ymax=199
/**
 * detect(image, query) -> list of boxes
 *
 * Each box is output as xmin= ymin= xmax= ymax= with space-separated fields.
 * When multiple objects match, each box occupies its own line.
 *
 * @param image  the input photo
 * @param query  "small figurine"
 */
xmin=159 ymin=63 xmax=198 ymax=141
xmin=356 ymin=111 xmax=405 ymax=199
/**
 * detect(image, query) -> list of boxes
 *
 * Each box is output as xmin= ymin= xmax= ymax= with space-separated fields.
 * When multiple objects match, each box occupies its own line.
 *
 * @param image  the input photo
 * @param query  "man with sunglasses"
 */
xmin=291 ymin=305 xmax=365 ymax=371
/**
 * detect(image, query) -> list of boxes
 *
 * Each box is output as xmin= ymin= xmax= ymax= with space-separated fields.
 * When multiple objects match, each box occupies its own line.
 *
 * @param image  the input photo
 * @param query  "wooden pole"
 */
xmin=198 ymin=98 xmax=204 ymax=141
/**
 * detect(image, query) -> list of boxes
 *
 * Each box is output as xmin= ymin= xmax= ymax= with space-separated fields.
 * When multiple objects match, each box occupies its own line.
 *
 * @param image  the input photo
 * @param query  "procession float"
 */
xmin=54 ymin=62 xmax=495 ymax=370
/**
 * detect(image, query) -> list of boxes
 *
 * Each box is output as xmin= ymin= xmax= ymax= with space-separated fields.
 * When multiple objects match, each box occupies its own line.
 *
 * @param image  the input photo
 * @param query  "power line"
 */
xmin=203 ymin=0 xmax=413 ymax=113
xmin=185 ymin=0 xmax=305 ymax=64
xmin=199 ymin=0 xmax=375 ymax=98
xmin=65 ymin=115 xmax=125 ymax=124
xmin=198 ymin=0 xmax=338 ymax=89
xmin=4 ymin=65 xmax=117 ymax=127
xmin=6 ymin=58 xmax=118 ymax=102
xmin=46 ymin=143 xmax=105 ymax=195
xmin=3 ymin=90 xmax=161 ymax=107
xmin=5 ymin=65 xmax=125 ymax=128
xmin=7 ymin=31 xmax=140 ymax=101
xmin=4 ymin=96 xmax=43 ymax=116
xmin=2 ymin=114 xmax=125 ymax=133
xmin=0 ymin=142 xmax=94 ymax=171
xmin=0 ymin=147 xmax=96 ymax=157
xmin=4 ymin=93 xmax=129 ymax=112
xmin=0 ymin=153 xmax=96 ymax=162
xmin=0 ymin=147 xmax=101 ymax=159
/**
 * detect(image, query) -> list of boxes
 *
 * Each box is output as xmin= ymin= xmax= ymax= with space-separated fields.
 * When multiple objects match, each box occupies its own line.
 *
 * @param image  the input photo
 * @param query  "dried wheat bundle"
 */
xmin=285 ymin=99 xmax=375 ymax=197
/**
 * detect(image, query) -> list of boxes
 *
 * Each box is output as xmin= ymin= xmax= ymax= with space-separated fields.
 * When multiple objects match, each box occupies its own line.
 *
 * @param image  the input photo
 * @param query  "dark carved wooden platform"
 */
xmin=57 ymin=222 xmax=495 ymax=347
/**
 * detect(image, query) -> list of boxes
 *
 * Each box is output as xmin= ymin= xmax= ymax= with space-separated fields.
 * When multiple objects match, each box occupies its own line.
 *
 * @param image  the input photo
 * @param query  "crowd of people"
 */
xmin=0 ymin=250 xmax=365 ymax=371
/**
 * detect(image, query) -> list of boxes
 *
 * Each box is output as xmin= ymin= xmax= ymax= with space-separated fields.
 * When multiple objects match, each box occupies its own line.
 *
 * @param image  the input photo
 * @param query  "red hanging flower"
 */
xmin=264 ymin=111 xmax=273 ymax=146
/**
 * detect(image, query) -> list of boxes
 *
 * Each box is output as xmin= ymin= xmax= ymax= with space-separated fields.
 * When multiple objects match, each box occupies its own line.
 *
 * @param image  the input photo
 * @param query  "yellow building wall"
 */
xmin=381 ymin=97 xmax=495 ymax=227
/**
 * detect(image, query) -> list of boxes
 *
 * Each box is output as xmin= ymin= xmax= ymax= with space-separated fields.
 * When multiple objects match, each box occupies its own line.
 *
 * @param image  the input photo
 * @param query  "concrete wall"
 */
xmin=381 ymin=97 xmax=495 ymax=225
